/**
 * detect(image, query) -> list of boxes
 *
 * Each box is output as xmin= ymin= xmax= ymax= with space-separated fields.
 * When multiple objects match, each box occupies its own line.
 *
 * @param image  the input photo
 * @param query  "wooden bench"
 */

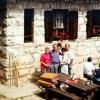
xmin=45 ymin=87 xmax=82 ymax=100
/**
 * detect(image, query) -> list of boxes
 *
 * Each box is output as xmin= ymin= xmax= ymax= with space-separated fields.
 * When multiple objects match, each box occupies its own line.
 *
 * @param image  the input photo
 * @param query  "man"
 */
xmin=50 ymin=44 xmax=60 ymax=73
xmin=40 ymin=47 xmax=51 ymax=73
xmin=65 ymin=44 xmax=74 ymax=75
xmin=83 ymin=57 xmax=95 ymax=80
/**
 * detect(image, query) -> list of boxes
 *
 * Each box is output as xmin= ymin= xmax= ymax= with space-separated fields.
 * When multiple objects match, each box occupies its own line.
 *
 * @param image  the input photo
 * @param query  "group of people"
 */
xmin=40 ymin=42 xmax=100 ymax=83
xmin=40 ymin=43 xmax=74 ymax=75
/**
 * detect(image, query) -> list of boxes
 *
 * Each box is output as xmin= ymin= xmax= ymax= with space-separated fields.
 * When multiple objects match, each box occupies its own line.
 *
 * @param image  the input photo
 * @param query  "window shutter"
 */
xmin=64 ymin=10 xmax=69 ymax=40
xmin=68 ymin=11 xmax=78 ymax=40
xmin=44 ymin=10 xmax=53 ymax=42
xmin=87 ymin=11 xmax=93 ymax=38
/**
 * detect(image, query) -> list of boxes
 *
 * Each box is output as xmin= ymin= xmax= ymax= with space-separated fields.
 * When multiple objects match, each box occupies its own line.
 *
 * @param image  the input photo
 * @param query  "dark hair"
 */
xmin=53 ymin=44 xmax=57 ymax=47
xmin=87 ymin=57 xmax=92 ymax=62
xmin=57 ymin=43 xmax=62 ymax=47
xmin=61 ymin=48 xmax=65 ymax=51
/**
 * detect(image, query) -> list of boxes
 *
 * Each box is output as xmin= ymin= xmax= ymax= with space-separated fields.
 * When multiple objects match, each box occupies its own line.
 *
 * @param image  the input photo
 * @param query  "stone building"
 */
xmin=0 ymin=0 xmax=100 ymax=86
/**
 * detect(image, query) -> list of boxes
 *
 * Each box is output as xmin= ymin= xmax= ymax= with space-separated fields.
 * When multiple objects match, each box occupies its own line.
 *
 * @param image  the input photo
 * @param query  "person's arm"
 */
xmin=92 ymin=70 xmax=96 ymax=75
xmin=59 ymin=55 xmax=62 ymax=66
xmin=92 ymin=68 xmax=96 ymax=75
xmin=69 ymin=59 xmax=73 ymax=66
xmin=70 ymin=51 xmax=75 ymax=66
xmin=91 ymin=63 xmax=96 ymax=75
xmin=40 ymin=54 xmax=50 ymax=67
xmin=40 ymin=61 xmax=50 ymax=67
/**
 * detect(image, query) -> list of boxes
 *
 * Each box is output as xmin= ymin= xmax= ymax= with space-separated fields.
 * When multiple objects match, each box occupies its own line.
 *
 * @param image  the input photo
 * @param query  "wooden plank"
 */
xmin=45 ymin=87 xmax=82 ymax=100
xmin=58 ymin=74 xmax=100 ymax=93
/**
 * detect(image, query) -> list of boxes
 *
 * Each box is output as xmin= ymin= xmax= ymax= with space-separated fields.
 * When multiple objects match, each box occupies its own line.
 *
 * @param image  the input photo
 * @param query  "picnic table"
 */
xmin=58 ymin=73 xmax=100 ymax=100
xmin=37 ymin=73 xmax=100 ymax=100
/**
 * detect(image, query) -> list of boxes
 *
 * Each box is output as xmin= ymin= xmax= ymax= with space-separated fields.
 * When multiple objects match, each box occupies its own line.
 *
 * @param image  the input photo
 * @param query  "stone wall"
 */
xmin=0 ymin=4 xmax=46 ymax=86
xmin=0 ymin=1 xmax=100 ymax=86
xmin=0 ymin=3 xmax=7 ymax=83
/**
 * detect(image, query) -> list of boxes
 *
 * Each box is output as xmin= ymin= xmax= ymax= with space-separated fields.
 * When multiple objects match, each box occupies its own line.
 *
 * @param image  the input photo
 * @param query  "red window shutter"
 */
xmin=68 ymin=11 xmax=78 ymax=40
xmin=44 ymin=10 xmax=53 ymax=42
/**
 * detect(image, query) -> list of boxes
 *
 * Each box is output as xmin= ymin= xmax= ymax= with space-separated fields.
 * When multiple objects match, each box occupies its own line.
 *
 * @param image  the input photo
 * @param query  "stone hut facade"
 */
xmin=0 ymin=0 xmax=100 ymax=86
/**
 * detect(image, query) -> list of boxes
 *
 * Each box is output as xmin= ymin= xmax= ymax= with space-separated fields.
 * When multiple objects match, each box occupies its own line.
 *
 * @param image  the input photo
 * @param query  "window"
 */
xmin=24 ymin=9 xmax=34 ymax=43
xmin=87 ymin=10 xmax=100 ymax=38
xmin=53 ymin=10 xmax=64 ymax=28
xmin=53 ymin=10 xmax=65 ymax=40
xmin=44 ymin=9 xmax=78 ymax=42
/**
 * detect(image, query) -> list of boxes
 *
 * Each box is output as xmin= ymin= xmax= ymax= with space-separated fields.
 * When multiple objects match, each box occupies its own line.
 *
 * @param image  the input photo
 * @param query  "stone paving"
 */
xmin=0 ymin=83 xmax=45 ymax=100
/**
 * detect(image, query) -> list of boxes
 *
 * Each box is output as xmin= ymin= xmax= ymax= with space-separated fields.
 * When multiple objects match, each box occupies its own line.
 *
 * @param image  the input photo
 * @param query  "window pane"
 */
xmin=53 ymin=10 xmax=64 ymax=28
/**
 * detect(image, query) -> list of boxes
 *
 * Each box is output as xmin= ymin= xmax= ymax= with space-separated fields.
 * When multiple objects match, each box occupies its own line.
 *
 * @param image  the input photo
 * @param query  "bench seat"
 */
xmin=45 ymin=87 xmax=82 ymax=100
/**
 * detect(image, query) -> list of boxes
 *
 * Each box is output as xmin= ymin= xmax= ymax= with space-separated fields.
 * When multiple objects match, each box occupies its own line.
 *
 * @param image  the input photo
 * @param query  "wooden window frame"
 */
xmin=44 ymin=9 xmax=78 ymax=42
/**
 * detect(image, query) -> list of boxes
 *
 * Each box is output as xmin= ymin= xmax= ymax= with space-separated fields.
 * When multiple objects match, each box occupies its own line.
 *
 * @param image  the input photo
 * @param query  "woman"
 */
xmin=40 ymin=47 xmax=51 ymax=73
xmin=59 ymin=48 xmax=69 ymax=74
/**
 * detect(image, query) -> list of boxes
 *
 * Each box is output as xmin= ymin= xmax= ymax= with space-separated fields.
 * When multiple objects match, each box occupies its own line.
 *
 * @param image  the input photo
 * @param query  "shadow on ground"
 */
xmin=35 ymin=91 xmax=45 ymax=99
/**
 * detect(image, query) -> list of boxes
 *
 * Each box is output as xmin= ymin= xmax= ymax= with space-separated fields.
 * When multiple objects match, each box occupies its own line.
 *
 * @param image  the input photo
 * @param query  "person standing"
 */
xmin=40 ymin=47 xmax=51 ymax=73
xmin=59 ymin=48 xmax=68 ymax=74
xmin=50 ymin=44 xmax=60 ymax=73
xmin=65 ymin=44 xmax=74 ymax=75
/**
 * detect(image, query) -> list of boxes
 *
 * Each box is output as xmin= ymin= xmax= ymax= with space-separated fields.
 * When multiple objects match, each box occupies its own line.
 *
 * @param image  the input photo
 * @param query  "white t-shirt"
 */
xmin=65 ymin=50 xmax=74 ymax=64
xmin=83 ymin=62 xmax=94 ymax=75
xmin=59 ymin=54 xmax=68 ymax=65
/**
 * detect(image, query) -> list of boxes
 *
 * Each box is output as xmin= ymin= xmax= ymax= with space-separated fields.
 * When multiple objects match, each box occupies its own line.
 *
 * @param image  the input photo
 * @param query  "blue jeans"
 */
xmin=51 ymin=63 xmax=59 ymax=73
xmin=95 ymin=69 xmax=100 ymax=78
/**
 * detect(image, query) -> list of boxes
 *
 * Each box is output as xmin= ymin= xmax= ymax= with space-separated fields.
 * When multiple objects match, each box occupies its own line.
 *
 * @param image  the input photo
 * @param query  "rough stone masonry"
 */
xmin=0 ymin=0 xmax=100 ymax=86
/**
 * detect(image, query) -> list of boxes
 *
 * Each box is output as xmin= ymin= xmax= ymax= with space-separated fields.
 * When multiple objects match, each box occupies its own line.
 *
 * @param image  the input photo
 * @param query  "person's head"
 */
xmin=57 ymin=43 xmax=62 ymax=50
xmin=87 ymin=57 xmax=92 ymax=62
xmin=53 ymin=44 xmax=58 ymax=51
xmin=61 ymin=48 xmax=66 ymax=55
xmin=45 ymin=47 xmax=50 ymax=54
xmin=65 ymin=43 xmax=70 ymax=51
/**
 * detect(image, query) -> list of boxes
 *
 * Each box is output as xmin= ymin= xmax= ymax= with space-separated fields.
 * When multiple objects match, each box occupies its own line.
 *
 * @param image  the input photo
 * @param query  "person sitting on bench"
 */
xmin=83 ymin=57 xmax=100 ymax=84
xmin=83 ymin=57 xmax=96 ymax=81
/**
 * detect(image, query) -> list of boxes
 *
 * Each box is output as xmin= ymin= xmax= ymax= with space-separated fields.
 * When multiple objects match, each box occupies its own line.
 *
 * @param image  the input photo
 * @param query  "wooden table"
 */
xmin=58 ymin=73 xmax=100 ymax=100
